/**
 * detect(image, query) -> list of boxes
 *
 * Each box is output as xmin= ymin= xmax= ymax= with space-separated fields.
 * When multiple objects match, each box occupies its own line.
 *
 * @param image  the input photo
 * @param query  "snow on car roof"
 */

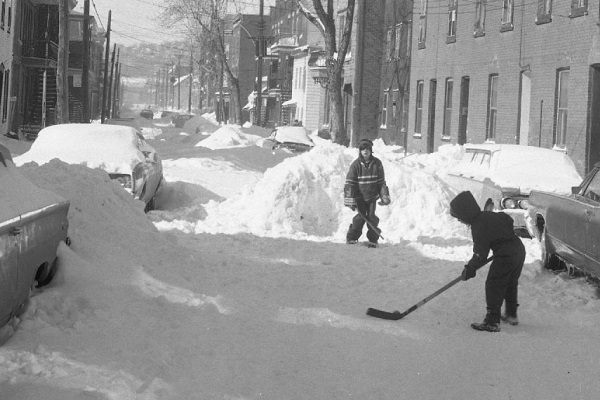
xmin=0 ymin=145 xmax=67 ymax=222
xmin=14 ymin=124 xmax=146 ymax=174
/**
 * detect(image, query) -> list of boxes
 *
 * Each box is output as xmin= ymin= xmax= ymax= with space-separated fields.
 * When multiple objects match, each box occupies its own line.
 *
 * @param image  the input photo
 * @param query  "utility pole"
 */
xmin=188 ymin=50 xmax=193 ymax=113
xmin=82 ymin=0 xmax=90 ymax=122
xmin=177 ymin=54 xmax=183 ymax=110
xmin=255 ymin=0 xmax=265 ymax=126
xmin=111 ymin=48 xmax=119 ymax=118
xmin=101 ymin=11 xmax=111 ymax=123
xmin=107 ymin=44 xmax=116 ymax=119
xmin=56 ymin=0 xmax=70 ymax=124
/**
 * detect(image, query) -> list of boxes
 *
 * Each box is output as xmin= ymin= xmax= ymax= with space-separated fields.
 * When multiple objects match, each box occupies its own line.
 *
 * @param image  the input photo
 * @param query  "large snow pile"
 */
xmin=155 ymin=140 xmax=466 ymax=242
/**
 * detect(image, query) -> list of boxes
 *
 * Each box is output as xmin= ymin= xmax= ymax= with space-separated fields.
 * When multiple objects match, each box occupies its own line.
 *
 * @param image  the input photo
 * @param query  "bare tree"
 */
xmin=162 ymin=0 xmax=243 ymax=124
xmin=298 ymin=0 xmax=355 ymax=146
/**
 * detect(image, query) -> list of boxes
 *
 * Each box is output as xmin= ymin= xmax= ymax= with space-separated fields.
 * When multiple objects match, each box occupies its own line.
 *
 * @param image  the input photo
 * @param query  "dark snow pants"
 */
xmin=485 ymin=237 xmax=526 ymax=319
xmin=346 ymin=199 xmax=380 ymax=243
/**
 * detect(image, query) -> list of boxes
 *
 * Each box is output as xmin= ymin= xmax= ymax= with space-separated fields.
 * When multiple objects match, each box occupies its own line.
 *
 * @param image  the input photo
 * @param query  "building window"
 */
xmin=474 ymin=0 xmax=486 ymax=37
xmin=443 ymin=79 xmax=453 ymax=138
xmin=1 ymin=0 xmax=5 ymax=30
xmin=447 ymin=0 xmax=457 ymax=43
xmin=414 ymin=80 xmax=424 ymax=134
xmin=338 ymin=11 xmax=351 ymax=58
xmin=486 ymin=74 xmax=499 ymax=141
xmin=6 ymin=0 xmax=10 ymax=33
xmin=570 ymin=0 xmax=587 ymax=18
xmin=392 ymin=90 xmax=399 ymax=120
xmin=2 ymin=69 xmax=8 ymax=123
xmin=386 ymin=27 xmax=394 ymax=60
xmin=395 ymin=24 xmax=402 ymax=58
xmin=555 ymin=69 xmax=569 ymax=147
xmin=536 ymin=0 xmax=552 ymax=24
xmin=501 ymin=0 xmax=514 ymax=31
xmin=381 ymin=92 xmax=389 ymax=128
xmin=0 ymin=65 xmax=4 ymax=121
xmin=418 ymin=0 xmax=428 ymax=49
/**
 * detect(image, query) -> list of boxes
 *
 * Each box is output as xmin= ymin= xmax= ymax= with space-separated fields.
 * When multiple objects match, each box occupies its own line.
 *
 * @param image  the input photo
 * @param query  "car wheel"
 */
xmin=484 ymin=199 xmax=494 ymax=211
xmin=35 ymin=257 xmax=58 ymax=288
xmin=144 ymin=196 xmax=155 ymax=213
xmin=540 ymin=226 xmax=563 ymax=271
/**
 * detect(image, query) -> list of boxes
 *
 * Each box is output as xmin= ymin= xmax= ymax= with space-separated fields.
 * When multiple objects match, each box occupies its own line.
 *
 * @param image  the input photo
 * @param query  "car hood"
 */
xmin=14 ymin=124 xmax=146 ymax=175
xmin=491 ymin=170 xmax=581 ymax=195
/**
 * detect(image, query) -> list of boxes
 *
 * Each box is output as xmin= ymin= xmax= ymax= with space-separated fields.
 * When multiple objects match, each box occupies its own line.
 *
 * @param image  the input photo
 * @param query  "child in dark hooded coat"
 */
xmin=450 ymin=191 xmax=526 ymax=332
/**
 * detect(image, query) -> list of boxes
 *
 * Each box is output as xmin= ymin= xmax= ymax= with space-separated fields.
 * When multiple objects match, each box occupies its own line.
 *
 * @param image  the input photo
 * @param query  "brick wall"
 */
xmin=407 ymin=0 xmax=600 ymax=174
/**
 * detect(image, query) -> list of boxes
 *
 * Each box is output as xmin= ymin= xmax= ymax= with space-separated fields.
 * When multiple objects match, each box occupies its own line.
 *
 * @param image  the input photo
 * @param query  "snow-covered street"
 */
xmin=1 ymin=116 xmax=600 ymax=399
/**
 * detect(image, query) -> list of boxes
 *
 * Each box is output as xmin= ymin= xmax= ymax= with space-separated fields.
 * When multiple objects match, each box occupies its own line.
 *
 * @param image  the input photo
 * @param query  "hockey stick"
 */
xmin=366 ymin=256 xmax=493 ymax=320
xmin=356 ymin=209 xmax=384 ymax=240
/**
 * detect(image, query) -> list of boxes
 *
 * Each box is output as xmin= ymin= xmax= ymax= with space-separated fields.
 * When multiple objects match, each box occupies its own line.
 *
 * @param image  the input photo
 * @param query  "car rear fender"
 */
xmin=15 ymin=201 xmax=70 ymax=305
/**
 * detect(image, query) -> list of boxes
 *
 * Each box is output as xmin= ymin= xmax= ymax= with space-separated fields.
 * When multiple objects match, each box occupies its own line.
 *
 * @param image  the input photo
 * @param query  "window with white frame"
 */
xmin=443 ymin=79 xmax=453 ymax=137
xmin=486 ymin=74 xmax=499 ymax=140
xmin=418 ymin=0 xmax=428 ymax=49
xmin=555 ymin=69 xmax=569 ymax=147
xmin=571 ymin=0 xmax=587 ymax=18
xmin=2 ymin=69 xmax=9 ymax=122
xmin=474 ymin=0 xmax=486 ymax=37
xmin=392 ymin=90 xmax=399 ymax=120
xmin=536 ymin=0 xmax=552 ymax=24
xmin=415 ymin=81 xmax=424 ymax=134
xmin=386 ymin=27 xmax=394 ymax=60
xmin=381 ymin=92 xmax=389 ymax=128
xmin=1 ymin=0 xmax=5 ymax=30
xmin=394 ymin=24 xmax=402 ymax=57
xmin=501 ymin=0 xmax=514 ymax=30
xmin=447 ymin=0 xmax=457 ymax=43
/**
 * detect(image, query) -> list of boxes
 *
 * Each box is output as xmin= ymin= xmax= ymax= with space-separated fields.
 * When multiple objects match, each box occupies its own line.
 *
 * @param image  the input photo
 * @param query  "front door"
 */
xmin=458 ymin=77 xmax=470 ymax=145
xmin=427 ymin=79 xmax=437 ymax=153
xmin=588 ymin=65 xmax=600 ymax=172
xmin=518 ymin=71 xmax=531 ymax=145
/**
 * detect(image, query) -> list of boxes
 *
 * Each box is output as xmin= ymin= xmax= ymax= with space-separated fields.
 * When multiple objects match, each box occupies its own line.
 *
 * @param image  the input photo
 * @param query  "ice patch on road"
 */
xmin=0 ymin=347 xmax=170 ymax=399
xmin=274 ymin=307 xmax=423 ymax=340
xmin=133 ymin=268 xmax=233 ymax=315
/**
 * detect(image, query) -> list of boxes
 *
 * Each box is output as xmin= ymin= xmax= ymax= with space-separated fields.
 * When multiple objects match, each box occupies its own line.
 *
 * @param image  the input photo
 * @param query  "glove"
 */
xmin=461 ymin=265 xmax=477 ymax=281
xmin=378 ymin=184 xmax=390 ymax=206
xmin=344 ymin=197 xmax=357 ymax=211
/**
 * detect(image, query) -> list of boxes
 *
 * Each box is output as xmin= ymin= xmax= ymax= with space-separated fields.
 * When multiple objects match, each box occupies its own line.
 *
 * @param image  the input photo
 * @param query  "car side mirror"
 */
xmin=571 ymin=186 xmax=580 ymax=194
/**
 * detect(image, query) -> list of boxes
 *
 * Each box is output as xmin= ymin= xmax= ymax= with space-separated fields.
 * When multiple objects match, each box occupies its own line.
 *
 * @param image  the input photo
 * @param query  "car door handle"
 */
xmin=584 ymin=210 xmax=593 ymax=216
xmin=10 ymin=227 xmax=22 ymax=235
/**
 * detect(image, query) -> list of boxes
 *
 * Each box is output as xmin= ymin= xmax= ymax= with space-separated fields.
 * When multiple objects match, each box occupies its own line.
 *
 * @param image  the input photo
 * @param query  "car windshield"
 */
xmin=581 ymin=169 xmax=600 ymax=203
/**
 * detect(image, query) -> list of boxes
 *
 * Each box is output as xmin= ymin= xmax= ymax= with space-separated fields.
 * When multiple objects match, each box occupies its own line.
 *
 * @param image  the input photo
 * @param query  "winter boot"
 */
xmin=471 ymin=310 xmax=501 ymax=332
xmin=347 ymin=240 xmax=358 ymax=244
xmin=501 ymin=303 xmax=519 ymax=326
xmin=367 ymin=241 xmax=378 ymax=248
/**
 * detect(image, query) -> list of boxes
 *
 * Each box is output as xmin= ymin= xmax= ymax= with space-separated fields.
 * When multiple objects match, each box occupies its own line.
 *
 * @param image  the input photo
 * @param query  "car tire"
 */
xmin=540 ymin=226 xmax=563 ymax=271
xmin=144 ymin=196 xmax=155 ymax=213
xmin=35 ymin=257 xmax=58 ymax=288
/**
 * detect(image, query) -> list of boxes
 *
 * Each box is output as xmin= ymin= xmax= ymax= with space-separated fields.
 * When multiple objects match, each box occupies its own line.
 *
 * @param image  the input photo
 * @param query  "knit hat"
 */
xmin=358 ymin=138 xmax=373 ymax=151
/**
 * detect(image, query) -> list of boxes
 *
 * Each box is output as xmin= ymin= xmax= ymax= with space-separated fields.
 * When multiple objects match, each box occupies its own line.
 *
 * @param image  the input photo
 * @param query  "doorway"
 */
xmin=458 ymin=76 xmax=470 ymax=145
xmin=588 ymin=65 xmax=600 ymax=172
xmin=518 ymin=71 xmax=531 ymax=145
xmin=427 ymin=79 xmax=437 ymax=153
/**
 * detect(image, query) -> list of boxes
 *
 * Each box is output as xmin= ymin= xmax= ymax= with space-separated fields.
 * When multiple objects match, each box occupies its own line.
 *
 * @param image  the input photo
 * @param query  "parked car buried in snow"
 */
xmin=262 ymin=126 xmax=315 ymax=153
xmin=444 ymin=144 xmax=582 ymax=237
xmin=0 ymin=144 xmax=70 ymax=339
xmin=140 ymin=109 xmax=154 ymax=120
xmin=15 ymin=124 xmax=164 ymax=212
xmin=172 ymin=113 xmax=195 ymax=128
xmin=527 ymin=162 xmax=600 ymax=277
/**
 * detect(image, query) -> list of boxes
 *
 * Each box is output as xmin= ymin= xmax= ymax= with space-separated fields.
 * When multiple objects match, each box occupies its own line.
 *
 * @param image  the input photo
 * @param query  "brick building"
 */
xmin=407 ymin=0 xmax=600 ymax=174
